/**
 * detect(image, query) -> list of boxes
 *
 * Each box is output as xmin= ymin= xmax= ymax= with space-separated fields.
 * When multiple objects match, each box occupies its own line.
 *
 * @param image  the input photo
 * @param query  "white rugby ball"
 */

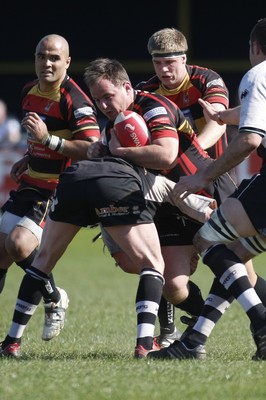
xmin=114 ymin=111 xmax=150 ymax=147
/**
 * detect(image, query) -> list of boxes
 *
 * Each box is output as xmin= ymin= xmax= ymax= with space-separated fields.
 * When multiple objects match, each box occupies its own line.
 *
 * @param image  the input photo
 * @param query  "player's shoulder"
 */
xmin=60 ymin=75 xmax=94 ymax=106
xmin=245 ymin=60 xmax=266 ymax=83
xmin=136 ymin=88 xmax=177 ymax=109
xmin=21 ymin=79 xmax=38 ymax=96
xmin=187 ymin=64 xmax=222 ymax=81
xmin=60 ymin=75 xmax=83 ymax=93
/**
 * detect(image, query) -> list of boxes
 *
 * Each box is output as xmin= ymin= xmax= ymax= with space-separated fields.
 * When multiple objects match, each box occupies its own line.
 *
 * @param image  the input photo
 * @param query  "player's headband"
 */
xmin=151 ymin=51 xmax=186 ymax=58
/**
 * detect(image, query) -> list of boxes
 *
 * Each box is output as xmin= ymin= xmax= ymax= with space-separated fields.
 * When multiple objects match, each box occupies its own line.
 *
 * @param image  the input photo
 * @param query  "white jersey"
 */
xmin=238 ymin=59 xmax=266 ymax=138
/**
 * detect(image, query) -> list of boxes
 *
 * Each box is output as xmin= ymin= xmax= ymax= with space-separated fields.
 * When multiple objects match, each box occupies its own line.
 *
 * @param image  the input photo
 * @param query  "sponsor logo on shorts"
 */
xmin=95 ymin=205 xmax=130 ymax=217
xmin=95 ymin=205 xmax=141 ymax=218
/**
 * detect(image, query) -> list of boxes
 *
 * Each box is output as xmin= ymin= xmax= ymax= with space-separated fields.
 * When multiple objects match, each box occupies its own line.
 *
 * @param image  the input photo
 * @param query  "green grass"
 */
xmin=1 ymin=227 xmax=266 ymax=400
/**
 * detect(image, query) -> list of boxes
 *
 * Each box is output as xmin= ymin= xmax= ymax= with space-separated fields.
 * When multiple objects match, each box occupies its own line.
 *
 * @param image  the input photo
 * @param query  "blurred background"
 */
xmin=0 ymin=0 xmax=265 ymax=201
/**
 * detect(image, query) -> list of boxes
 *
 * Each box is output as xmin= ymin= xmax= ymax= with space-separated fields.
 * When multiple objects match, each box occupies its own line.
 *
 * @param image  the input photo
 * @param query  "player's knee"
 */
xmin=163 ymin=278 xmax=189 ymax=304
xmin=5 ymin=234 xmax=28 ymax=260
xmin=164 ymin=287 xmax=189 ymax=305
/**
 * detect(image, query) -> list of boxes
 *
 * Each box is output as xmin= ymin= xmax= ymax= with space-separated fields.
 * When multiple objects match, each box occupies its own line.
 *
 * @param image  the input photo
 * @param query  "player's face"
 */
xmin=90 ymin=79 xmax=132 ymax=121
xmin=35 ymin=38 xmax=71 ymax=91
xmin=152 ymin=56 xmax=187 ymax=89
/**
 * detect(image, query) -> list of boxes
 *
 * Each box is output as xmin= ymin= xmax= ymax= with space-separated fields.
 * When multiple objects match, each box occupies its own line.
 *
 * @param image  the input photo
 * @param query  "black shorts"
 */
xmin=50 ymin=161 xmax=157 ymax=227
xmin=230 ymin=174 xmax=266 ymax=236
xmin=1 ymin=182 xmax=53 ymax=228
xmin=155 ymin=203 xmax=203 ymax=246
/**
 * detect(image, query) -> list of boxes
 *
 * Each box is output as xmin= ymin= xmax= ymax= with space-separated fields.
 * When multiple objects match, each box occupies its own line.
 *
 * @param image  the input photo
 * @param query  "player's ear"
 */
xmin=123 ymin=81 xmax=132 ymax=93
xmin=66 ymin=56 xmax=71 ymax=69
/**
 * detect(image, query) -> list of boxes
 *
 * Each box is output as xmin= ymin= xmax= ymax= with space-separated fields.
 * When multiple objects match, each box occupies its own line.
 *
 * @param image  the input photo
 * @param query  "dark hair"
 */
xmin=84 ymin=58 xmax=130 ymax=89
xmin=250 ymin=18 xmax=266 ymax=55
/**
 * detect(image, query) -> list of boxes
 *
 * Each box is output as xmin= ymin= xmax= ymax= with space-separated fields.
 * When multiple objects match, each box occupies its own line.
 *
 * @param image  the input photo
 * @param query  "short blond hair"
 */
xmin=147 ymin=28 xmax=188 ymax=56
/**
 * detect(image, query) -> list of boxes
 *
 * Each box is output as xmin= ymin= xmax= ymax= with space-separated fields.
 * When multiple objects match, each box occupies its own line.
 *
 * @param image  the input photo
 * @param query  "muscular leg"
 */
xmin=162 ymin=245 xmax=205 ymax=316
xmin=2 ymin=221 xmax=59 ymax=301
xmin=183 ymin=199 xmax=266 ymax=351
xmin=229 ymin=241 xmax=266 ymax=306
xmin=149 ymin=199 xmax=266 ymax=360
xmin=105 ymin=223 xmax=164 ymax=274
xmin=106 ymin=223 xmax=165 ymax=354
xmin=1 ymin=217 xmax=81 ymax=348
xmin=102 ymin=225 xmax=171 ymax=349
xmin=0 ymin=232 xmax=13 ymax=293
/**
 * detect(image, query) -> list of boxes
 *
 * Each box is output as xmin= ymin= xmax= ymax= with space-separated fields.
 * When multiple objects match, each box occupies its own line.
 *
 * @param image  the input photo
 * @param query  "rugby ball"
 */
xmin=114 ymin=111 xmax=150 ymax=147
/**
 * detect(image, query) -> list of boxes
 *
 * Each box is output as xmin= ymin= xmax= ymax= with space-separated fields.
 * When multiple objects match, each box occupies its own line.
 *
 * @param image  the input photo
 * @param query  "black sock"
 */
xmin=183 ymin=278 xmax=234 ymax=348
xmin=136 ymin=268 xmax=164 ymax=349
xmin=157 ymin=296 xmax=176 ymax=335
xmin=2 ymin=335 xmax=22 ymax=347
xmin=16 ymin=252 xmax=59 ymax=303
xmin=2 ymin=271 xmax=45 ymax=345
xmin=0 ymin=268 xmax=7 ymax=294
xmin=42 ymin=273 xmax=58 ymax=303
xmin=16 ymin=250 xmax=37 ymax=271
xmin=203 ymin=244 xmax=266 ymax=331
xmin=175 ymin=280 xmax=204 ymax=317
xmin=28 ymin=267 xmax=60 ymax=303
xmin=254 ymin=275 xmax=266 ymax=307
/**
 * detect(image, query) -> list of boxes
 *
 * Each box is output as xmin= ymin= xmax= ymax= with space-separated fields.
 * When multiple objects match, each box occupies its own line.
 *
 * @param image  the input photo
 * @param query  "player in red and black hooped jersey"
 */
xmin=20 ymin=74 xmax=100 ymax=192
xmin=104 ymin=89 xmax=237 ymax=204
xmin=0 ymin=34 xmax=100 ymax=344
xmin=134 ymin=28 xmax=238 ymax=344
xmin=136 ymin=67 xmax=229 ymax=160
xmin=82 ymin=57 xmax=238 ymax=357
xmin=136 ymin=28 xmax=231 ymax=161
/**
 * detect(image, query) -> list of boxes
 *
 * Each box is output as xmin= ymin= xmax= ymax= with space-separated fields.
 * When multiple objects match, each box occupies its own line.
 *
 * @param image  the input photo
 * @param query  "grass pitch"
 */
xmin=1 ymin=227 xmax=266 ymax=400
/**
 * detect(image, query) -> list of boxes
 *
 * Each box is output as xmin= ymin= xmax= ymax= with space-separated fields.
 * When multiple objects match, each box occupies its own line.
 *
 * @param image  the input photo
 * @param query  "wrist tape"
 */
xmin=42 ymin=134 xmax=65 ymax=153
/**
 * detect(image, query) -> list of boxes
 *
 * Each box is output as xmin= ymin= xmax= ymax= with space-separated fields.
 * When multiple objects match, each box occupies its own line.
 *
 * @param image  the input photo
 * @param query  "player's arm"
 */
xmin=22 ymin=111 xmax=100 ymax=161
xmin=59 ymin=136 xmax=100 ymax=162
xmin=198 ymin=99 xmax=240 ymax=126
xmin=172 ymin=130 xmax=262 ymax=199
xmin=108 ymin=110 xmax=179 ymax=170
xmin=109 ymin=133 xmax=179 ymax=170
xmin=196 ymin=102 xmax=227 ymax=150
xmin=10 ymin=154 xmax=29 ymax=183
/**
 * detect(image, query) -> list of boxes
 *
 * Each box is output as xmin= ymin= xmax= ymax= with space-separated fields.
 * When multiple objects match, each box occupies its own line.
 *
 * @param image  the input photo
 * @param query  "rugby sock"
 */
xmin=203 ymin=244 xmax=266 ymax=332
xmin=16 ymin=251 xmax=59 ymax=303
xmin=254 ymin=275 xmax=266 ymax=306
xmin=16 ymin=250 xmax=37 ymax=271
xmin=183 ymin=274 xmax=266 ymax=348
xmin=0 ymin=268 xmax=7 ymax=294
xmin=157 ymin=296 xmax=176 ymax=335
xmin=136 ymin=268 xmax=164 ymax=350
xmin=42 ymin=273 xmax=59 ymax=304
xmin=182 ymin=278 xmax=234 ymax=348
xmin=174 ymin=280 xmax=205 ymax=317
xmin=2 ymin=269 xmax=45 ymax=344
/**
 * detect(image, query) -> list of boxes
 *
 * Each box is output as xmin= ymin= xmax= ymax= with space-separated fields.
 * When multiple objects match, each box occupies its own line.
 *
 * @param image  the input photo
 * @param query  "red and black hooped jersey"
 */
xmin=136 ymin=64 xmax=229 ymax=159
xmin=21 ymin=75 xmax=100 ymax=191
